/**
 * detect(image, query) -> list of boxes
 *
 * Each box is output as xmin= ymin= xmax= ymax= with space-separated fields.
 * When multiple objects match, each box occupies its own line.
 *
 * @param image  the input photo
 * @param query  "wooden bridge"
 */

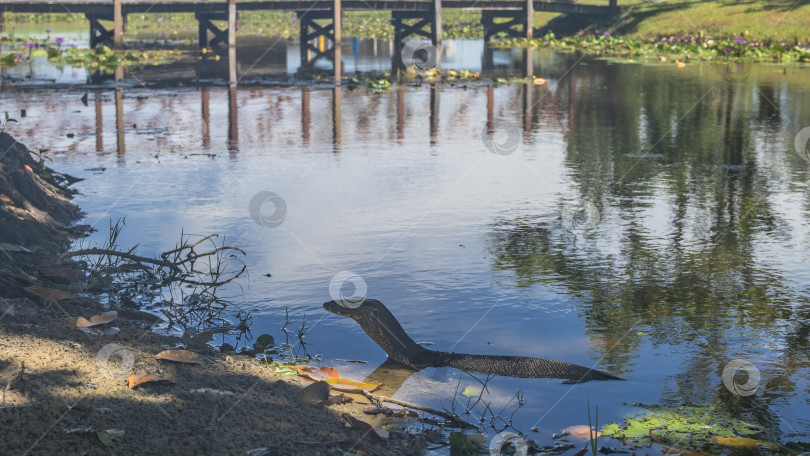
xmin=1 ymin=0 xmax=618 ymax=72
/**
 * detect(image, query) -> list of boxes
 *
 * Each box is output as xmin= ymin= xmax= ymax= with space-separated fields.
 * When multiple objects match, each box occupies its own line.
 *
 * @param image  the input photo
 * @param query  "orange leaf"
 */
xmin=290 ymin=366 xmax=340 ymax=381
xmin=26 ymin=284 xmax=75 ymax=301
xmin=562 ymin=425 xmax=601 ymax=439
xmin=342 ymin=413 xmax=389 ymax=440
xmin=77 ymin=311 xmax=118 ymax=328
xmin=289 ymin=366 xmax=381 ymax=392
xmin=155 ymin=349 xmax=210 ymax=364
xmin=317 ymin=367 xmax=340 ymax=379
xmin=128 ymin=374 xmax=173 ymax=389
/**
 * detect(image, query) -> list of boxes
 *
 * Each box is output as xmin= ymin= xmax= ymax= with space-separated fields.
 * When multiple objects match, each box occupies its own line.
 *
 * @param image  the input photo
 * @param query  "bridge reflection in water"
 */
xmin=81 ymin=42 xmax=551 ymax=157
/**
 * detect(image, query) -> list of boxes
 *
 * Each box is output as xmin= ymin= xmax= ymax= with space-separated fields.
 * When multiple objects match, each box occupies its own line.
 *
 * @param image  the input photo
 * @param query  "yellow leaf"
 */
xmin=324 ymin=379 xmax=383 ymax=393
xmin=462 ymin=386 xmax=481 ymax=397
xmin=710 ymin=436 xmax=777 ymax=450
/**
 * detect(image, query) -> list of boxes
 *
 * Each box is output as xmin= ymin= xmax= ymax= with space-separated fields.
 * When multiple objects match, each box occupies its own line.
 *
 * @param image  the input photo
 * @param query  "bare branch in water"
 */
xmin=360 ymin=391 xmax=476 ymax=429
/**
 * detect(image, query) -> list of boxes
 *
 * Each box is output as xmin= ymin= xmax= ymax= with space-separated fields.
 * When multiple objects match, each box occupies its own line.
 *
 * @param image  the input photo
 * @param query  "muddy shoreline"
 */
xmin=0 ymin=132 xmax=428 ymax=455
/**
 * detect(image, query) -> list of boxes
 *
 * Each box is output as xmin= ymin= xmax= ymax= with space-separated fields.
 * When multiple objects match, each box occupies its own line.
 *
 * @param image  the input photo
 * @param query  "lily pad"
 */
xmin=600 ymin=404 xmax=766 ymax=450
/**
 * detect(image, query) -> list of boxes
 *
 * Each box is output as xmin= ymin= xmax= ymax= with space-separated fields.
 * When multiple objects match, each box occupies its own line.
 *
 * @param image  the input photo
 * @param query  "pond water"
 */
xmin=3 ymin=34 xmax=810 ymax=453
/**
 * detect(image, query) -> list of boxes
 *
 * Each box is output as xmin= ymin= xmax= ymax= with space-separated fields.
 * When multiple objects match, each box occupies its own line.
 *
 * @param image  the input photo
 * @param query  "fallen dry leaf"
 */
xmin=155 ymin=349 xmax=212 ymax=364
xmin=291 ymin=366 xmax=339 ymax=380
xmin=26 ymin=284 xmax=75 ymax=301
xmin=342 ymin=413 xmax=389 ymax=440
xmin=128 ymin=374 xmax=173 ymax=389
xmin=77 ymin=311 xmax=118 ymax=328
xmin=324 ymin=379 xmax=382 ymax=394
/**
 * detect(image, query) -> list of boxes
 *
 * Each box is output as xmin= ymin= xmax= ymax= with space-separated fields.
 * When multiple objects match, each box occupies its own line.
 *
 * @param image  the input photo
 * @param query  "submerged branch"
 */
xmin=61 ymin=248 xmax=176 ymax=269
xmin=360 ymin=391 xmax=475 ymax=429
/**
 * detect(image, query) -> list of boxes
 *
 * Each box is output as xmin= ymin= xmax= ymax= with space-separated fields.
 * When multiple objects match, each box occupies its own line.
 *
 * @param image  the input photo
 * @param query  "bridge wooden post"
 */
xmin=114 ymin=66 xmax=125 ymax=156
xmin=432 ymin=0 xmax=442 ymax=47
xmin=113 ymin=0 xmax=123 ymax=48
xmin=228 ymin=0 xmax=236 ymax=47
xmin=333 ymin=0 xmax=342 ymax=82
xmin=228 ymin=38 xmax=237 ymax=83
xmin=523 ymin=0 xmax=533 ymax=38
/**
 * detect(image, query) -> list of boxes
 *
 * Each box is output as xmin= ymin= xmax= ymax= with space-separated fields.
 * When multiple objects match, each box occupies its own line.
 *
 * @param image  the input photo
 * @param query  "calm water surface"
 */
xmin=3 ymin=37 xmax=810 ymax=452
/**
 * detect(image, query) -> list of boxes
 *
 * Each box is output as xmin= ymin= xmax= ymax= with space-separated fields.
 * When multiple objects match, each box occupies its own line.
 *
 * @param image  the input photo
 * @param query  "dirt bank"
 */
xmin=0 ymin=132 xmax=427 ymax=455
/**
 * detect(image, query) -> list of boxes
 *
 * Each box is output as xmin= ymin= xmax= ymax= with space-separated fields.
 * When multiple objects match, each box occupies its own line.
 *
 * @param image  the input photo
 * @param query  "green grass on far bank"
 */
xmin=3 ymin=0 xmax=809 ymax=42
xmin=585 ymin=0 xmax=809 ymax=43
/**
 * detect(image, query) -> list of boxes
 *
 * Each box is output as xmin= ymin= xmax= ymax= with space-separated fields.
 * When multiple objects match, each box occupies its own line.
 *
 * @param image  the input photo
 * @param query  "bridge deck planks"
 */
xmin=1 ymin=0 xmax=614 ymax=16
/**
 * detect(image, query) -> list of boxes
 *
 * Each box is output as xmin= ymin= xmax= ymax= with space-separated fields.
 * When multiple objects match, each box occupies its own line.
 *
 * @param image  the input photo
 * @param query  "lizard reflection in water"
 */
xmin=323 ymin=298 xmax=624 ymax=394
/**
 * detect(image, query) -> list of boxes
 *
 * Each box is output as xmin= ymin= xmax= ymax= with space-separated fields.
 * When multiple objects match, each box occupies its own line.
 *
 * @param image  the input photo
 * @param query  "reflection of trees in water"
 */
xmin=487 ymin=62 xmax=810 ymax=432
